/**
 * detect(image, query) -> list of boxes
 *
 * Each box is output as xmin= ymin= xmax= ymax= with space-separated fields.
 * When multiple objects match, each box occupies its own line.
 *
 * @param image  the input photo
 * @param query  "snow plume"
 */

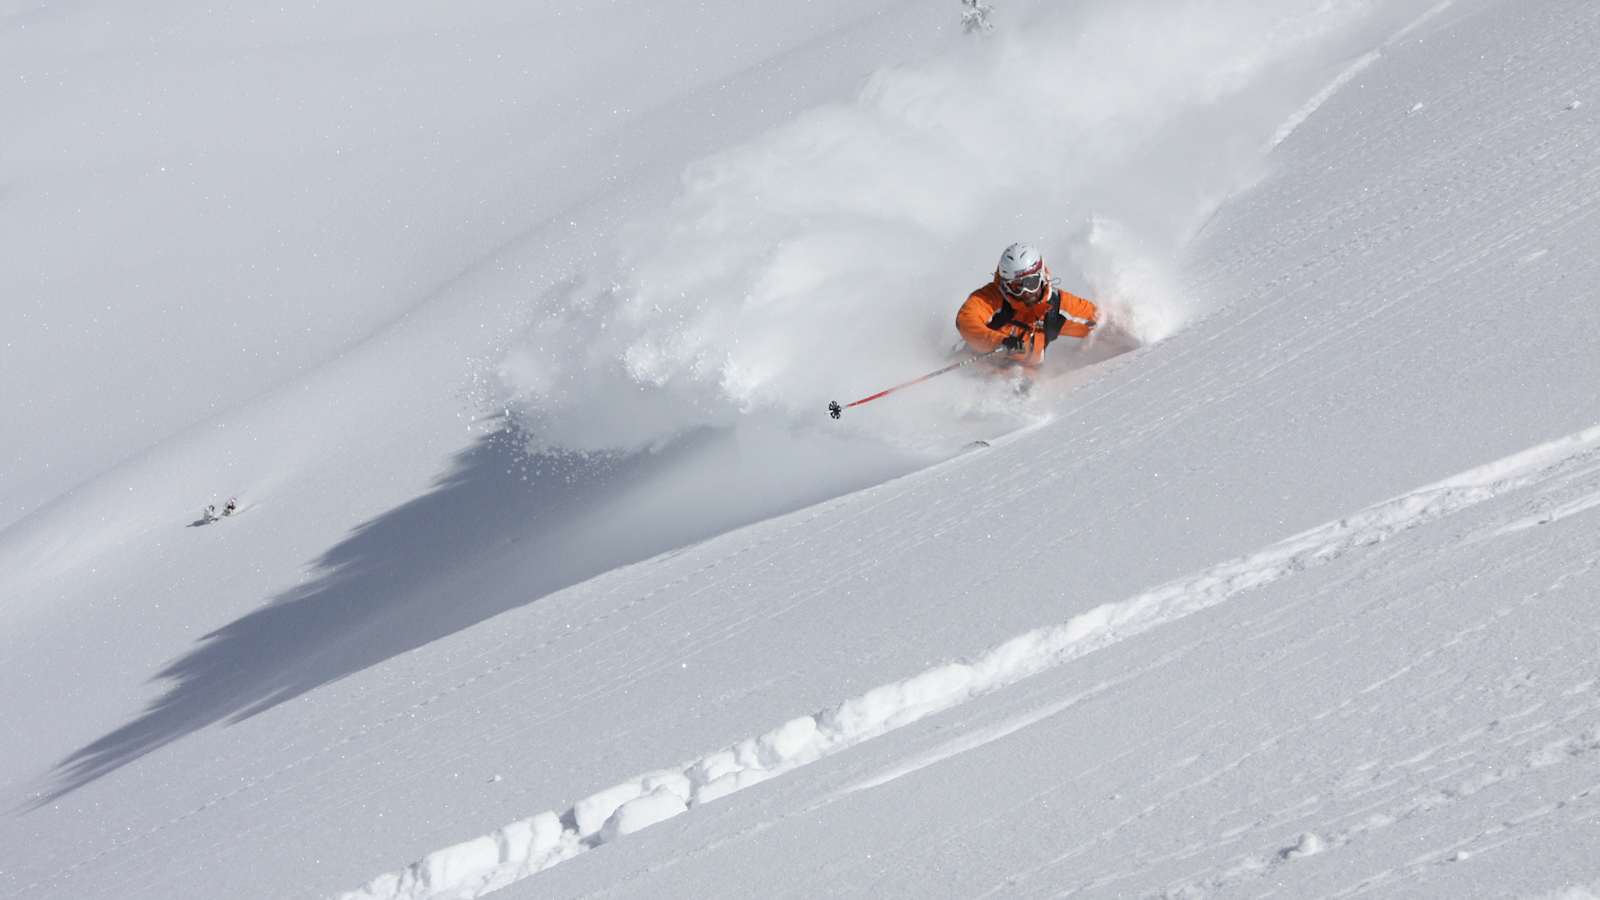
xmin=500 ymin=0 xmax=1396 ymax=454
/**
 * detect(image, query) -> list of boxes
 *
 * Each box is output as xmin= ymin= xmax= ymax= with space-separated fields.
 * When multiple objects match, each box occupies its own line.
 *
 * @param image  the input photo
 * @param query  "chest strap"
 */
xmin=1042 ymin=290 xmax=1064 ymax=344
xmin=989 ymin=290 xmax=1067 ymax=344
xmin=985 ymin=298 xmax=1018 ymax=331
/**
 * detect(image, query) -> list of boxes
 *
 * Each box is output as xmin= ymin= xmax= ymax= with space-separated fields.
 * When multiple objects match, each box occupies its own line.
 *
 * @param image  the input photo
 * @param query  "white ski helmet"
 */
xmin=995 ymin=242 xmax=1047 ymax=298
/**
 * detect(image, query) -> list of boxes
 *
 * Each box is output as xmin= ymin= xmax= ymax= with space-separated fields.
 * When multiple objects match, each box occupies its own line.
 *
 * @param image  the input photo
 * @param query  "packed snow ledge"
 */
xmin=340 ymin=423 xmax=1600 ymax=900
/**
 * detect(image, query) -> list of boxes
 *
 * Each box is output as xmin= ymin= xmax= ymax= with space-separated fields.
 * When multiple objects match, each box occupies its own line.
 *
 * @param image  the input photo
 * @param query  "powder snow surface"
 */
xmin=3 ymin=0 xmax=1599 ymax=898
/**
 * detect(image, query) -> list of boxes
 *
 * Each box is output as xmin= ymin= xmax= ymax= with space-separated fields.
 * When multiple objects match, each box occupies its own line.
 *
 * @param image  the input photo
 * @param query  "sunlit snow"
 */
xmin=3 ymin=0 xmax=1599 ymax=898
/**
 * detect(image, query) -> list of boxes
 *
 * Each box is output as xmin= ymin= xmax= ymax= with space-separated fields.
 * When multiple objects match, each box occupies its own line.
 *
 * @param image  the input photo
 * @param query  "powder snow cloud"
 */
xmin=499 ymin=0 xmax=1397 ymax=455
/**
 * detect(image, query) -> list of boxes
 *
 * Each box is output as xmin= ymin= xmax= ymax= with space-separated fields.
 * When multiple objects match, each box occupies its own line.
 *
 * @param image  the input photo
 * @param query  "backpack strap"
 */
xmin=985 ymin=296 xmax=1018 ymax=331
xmin=1042 ymin=290 xmax=1065 ymax=344
xmin=989 ymin=289 xmax=1071 ymax=344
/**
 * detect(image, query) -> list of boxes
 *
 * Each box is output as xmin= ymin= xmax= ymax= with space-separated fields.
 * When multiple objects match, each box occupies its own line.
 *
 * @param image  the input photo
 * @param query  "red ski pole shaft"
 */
xmin=828 ymin=349 xmax=1001 ymax=419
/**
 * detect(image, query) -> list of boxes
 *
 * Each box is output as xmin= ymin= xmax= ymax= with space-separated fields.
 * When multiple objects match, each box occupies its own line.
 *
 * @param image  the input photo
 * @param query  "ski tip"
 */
xmin=827 ymin=400 xmax=842 ymax=420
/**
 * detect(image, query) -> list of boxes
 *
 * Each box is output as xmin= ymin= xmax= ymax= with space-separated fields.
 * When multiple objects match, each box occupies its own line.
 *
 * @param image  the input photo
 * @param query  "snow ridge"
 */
xmin=1270 ymin=50 xmax=1380 ymax=149
xmin=338 ymin=423 xmax=1600 ymax=900
xmin=1269 ymin=1 xmax=1455 ymax=149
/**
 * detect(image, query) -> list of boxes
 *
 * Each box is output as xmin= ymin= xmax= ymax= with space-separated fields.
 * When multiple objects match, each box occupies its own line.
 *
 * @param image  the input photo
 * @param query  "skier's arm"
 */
xmin=1054 ymin=291 xmax=1100 ymax=339
xmin=957 ymin=294 xmax=1046 ymax=363
xmin=956 ymin=293 xmax=1007 ymax=353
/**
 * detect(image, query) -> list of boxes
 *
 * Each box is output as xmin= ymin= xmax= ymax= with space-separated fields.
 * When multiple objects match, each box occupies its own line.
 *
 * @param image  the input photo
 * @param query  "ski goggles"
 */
xmin=1000 ymin=271 xmax=1045 ymax=296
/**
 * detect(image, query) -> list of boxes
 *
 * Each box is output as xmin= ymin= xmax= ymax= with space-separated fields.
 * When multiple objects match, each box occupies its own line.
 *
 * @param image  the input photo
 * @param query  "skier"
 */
xmin=828 ymin=243 xmax=1105 ymax=420
xmin=956 ymin=243 xmax=1099 ymax=369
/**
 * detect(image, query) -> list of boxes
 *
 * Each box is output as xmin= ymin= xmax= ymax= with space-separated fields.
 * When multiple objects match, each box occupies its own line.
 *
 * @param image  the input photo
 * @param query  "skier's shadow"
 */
xmin=35 ymin=423 xmax=744 ymax=807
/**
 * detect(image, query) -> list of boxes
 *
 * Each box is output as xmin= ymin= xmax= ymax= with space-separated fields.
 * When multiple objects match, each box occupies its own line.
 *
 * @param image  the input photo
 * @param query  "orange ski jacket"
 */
xmin=955 ymin=282 xmax=1099 ymax=367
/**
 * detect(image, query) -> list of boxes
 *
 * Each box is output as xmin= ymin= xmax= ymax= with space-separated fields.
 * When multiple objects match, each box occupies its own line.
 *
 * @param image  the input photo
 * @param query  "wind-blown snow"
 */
xmin=496 ymin=0 xmax=1417 ymax=456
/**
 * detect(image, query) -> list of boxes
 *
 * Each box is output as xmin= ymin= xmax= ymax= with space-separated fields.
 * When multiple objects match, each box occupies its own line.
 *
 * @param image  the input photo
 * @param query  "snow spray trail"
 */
xmin=337 ymin=423 xmax=1600 ymax=900
xmin=497 ymin=0 xmax=1427 ymax=457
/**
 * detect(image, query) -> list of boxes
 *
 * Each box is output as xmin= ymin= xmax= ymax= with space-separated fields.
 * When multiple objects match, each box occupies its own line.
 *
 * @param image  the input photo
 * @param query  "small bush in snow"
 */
xmin=962 ymin=0 xmax=994 ymax=34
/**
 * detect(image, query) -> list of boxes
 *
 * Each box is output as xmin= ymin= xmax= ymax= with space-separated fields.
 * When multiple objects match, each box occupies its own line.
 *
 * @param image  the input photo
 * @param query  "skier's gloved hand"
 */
xmin=1000 ymin=333 xmax=1028 ymax=353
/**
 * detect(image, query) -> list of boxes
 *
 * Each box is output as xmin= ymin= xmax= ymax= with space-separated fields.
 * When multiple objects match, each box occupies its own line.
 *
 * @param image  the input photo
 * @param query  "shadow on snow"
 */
xmin=35 ymin=420 xmax=915 ymax=807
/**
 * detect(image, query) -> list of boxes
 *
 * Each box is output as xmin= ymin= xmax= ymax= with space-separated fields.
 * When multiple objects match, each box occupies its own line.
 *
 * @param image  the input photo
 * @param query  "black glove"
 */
xmin=1000 ymin=333 xmax=1027 ymax=353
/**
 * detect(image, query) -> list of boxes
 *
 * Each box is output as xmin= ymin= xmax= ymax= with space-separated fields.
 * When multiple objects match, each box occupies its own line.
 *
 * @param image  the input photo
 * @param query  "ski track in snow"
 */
xmin=1493 ymin=488 xmax=1600 ymax=537
xmin=1270 ymin=50 xmax=1381 ymax=149
xmin=338 ymin=422 xmax=1600 ymax=900
xmin=947 ymin=554 xmax=1600 ymax=899
xmin=1269 ymin=1 xmax=1452 ymax=149
xmin=1528 ymin=881 xmax=1600 ymax=900
xmin=1148 ymin=717 xmax=1600 ymax=900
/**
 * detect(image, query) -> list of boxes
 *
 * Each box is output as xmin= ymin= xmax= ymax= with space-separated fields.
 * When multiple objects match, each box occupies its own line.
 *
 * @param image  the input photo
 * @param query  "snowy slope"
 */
xmin=4 ymin=0 xmax=1600 ymax=898
xmin=344 ymin=3 xmax=1600 ymax=894
xmin=0 ymin=0 xmax=949 ymax=791
xmin=0 ymin=0 xmax=939 ymax=527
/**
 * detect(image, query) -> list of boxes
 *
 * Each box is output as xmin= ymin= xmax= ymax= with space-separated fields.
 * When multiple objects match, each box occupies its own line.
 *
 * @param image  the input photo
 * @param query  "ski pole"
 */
xmin=828 ymin=348 xmax=1003 ymax=419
